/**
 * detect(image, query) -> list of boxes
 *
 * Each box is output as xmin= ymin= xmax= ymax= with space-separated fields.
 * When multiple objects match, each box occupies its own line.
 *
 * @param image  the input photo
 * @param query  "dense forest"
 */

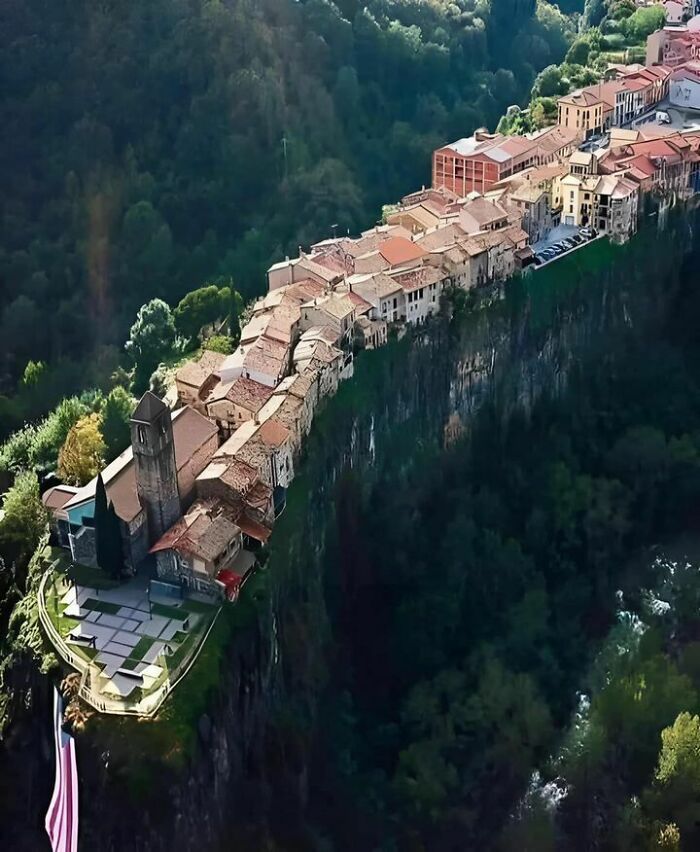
xmin=0 ymin=0 xmax=576 ymax=433
xmin=307 ymin=241 xmax=700 ymax=850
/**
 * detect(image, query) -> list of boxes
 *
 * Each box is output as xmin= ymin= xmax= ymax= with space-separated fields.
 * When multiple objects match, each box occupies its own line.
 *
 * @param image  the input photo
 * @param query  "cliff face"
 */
xmin=2 ymin=210 xmax=696 ymax=851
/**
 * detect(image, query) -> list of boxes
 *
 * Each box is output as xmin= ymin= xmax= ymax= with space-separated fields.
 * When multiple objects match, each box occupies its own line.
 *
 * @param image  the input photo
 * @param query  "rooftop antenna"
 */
xmin=331 ymin=222 xmax=338 ymax=239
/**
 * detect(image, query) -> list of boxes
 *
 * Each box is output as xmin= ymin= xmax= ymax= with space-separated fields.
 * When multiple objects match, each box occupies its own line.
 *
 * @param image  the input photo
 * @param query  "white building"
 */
xmin=670 ymin=62 xmax=700 ymax=109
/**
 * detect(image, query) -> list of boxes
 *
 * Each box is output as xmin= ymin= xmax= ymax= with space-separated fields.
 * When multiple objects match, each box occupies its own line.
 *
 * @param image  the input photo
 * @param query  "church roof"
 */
xmin=62 ymin=407 xmax=218 ymax=523
xmin=131 ymin=391 xmax=168 ymax=424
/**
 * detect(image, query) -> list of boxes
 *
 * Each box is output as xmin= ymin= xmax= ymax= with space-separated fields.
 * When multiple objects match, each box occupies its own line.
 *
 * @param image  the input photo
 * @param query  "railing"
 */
xmin=37 ymin=569 xmax=222 ymax=717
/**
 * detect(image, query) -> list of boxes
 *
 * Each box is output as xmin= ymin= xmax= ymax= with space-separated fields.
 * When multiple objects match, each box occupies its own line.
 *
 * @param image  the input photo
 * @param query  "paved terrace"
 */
xmin=38 ymin=557 xmax=221 ymax=716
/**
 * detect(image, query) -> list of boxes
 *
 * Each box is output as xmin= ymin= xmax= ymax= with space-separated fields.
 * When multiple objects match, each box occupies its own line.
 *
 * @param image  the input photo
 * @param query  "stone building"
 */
xmin=43 ymin=393 xmax=218 ymax=570
xmin=131 ymin=392 xmax=182 ymax=546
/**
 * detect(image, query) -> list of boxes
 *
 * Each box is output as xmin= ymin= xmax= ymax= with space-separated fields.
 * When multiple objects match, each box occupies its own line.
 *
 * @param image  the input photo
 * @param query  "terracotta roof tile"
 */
xmin=377 ymin=236 xmax=427 ymax=267
xmin=210 ymin=376 xmax=273 ymax=413
xmin=257 ymin=418 xmax=290 ymax=448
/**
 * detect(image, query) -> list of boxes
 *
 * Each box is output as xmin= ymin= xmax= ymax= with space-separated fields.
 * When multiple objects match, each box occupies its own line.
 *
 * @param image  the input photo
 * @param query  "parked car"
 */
xmin=580 ymin=227 xmax=593 ymax=239
xmin=534 ymin=254 xmax=544 ymax=265
xmin=570 ymin=234 xmax=583 ymax=245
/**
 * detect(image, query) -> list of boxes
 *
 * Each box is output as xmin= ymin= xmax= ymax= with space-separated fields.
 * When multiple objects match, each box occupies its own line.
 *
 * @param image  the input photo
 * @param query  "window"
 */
xmin=137 ymin=425 xmax=146 ymax=444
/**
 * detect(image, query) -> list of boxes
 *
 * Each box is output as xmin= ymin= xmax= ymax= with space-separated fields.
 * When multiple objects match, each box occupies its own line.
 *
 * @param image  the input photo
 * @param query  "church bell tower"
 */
xmin=131 ymin=392 xmax=181 ymax=544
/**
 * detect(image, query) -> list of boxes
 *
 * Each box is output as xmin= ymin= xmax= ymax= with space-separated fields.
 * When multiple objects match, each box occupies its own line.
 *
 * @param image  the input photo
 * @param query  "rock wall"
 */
xmin=1 ymin=208 xmax=697 ymax=851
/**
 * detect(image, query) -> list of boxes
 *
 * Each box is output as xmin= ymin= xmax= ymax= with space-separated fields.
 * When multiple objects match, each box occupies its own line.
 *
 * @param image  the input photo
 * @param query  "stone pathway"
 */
xmin=57 ymin=576 xmax=210 ymax=700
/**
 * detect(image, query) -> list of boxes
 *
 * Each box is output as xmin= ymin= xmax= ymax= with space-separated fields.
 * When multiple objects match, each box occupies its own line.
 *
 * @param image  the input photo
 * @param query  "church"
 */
xmin=43 ymin=392 xmax=273 ymax=596
xmin=43 ymin=393 xmax=219 ymax=569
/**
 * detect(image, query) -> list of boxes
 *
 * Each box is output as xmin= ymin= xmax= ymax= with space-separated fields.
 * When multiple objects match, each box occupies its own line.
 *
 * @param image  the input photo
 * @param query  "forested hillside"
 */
xmin=307 ymin=229 xmax=700 ymax=851
xmin=0 ymin=0 xmax=575 ymax=427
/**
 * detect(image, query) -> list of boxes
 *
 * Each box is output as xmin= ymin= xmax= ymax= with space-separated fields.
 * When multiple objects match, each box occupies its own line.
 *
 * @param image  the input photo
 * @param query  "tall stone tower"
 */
xmin=131 ymin=392 xmax=181 ymax=545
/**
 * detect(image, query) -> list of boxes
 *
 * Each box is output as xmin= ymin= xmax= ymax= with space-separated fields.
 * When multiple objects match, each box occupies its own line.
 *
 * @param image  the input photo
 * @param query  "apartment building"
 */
xmin=557 ymin=89 xmax=606 ymax=137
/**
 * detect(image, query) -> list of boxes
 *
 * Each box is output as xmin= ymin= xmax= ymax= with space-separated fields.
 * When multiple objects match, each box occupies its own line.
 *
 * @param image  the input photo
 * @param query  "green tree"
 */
xmin=584 ymin=0 xmax=608 ymax=27
xmin=174 ymin=285 xmax=227 ymax=344
xmin=654 ymin=823 xmax=681 ymax=851
xmin=218 ymin=283 xmax=244 ymax=343
xmin=0 ymin=470 xmax=48 ymax=585
xmin=594 ymin=655 xmax=698 ymax=782
xmin=94 ymin=473 xmax=124 ymax=581
xmin=623 ymin=7 xmax=665 ymax=42
xmin=30 ymin=397 xmax=88 ymax=472
xmin=148 ymin=363 xmax=170 ymax=398
xmin=125 ymin=299 xmax=176 ymax=392
xmin=22 ymin=359 xmax=45 ymax=387
xmin=651 ymin=713 xmax=700 ymax=837
xmin=57 ymin=413 xmax=105 ymax=486
xmin=533 ymin=64 xmax=565 ymax=97
xmin=530 ymin=100 xmax=547 ymax=129
xmin=101 ymin=387 xmax=134 ymax=462
xmin=204 ymin=335 xmax=235 ymax=355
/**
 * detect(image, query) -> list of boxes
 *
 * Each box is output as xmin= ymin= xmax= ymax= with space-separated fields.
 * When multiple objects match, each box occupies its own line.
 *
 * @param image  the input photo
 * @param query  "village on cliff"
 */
xmin=39 ymin=17 xmax=700 ymax=714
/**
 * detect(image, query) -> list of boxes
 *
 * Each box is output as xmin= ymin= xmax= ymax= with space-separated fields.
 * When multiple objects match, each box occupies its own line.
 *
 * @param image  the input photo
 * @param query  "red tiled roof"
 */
xmin=216 ymin=376 xmax=273 ymax=413
xmin=559 ymin=88 xmax=605 ymax=107
xmin=391 ymin=265 xmax=445 ymax=293
xmin=237 ymin=514 xmax=272 ymax=544
xmin=377 ymin=236 xmax=427 ymax=267
xmin=346 ymin=291 xmax=372 ymax=313
xmin=42 ymin=485 xmax=79 ymax=511
xmin=257 ymin=418 xmax=290 ymax=448
xmin=220 ymin=458 xmax=259 ymax=495
xmin=286 ymin=279 xmax=327 ymax=302
xmin=244 ymin=480 xmax=273 ymax=514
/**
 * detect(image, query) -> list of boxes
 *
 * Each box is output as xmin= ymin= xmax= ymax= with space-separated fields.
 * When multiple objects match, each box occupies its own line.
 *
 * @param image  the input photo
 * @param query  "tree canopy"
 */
xmin=100 ymin=387 xmax=134 ymax=463
xmin=0 ymin=471 xmax=47 ymax=587
xmin=57 ymin=413 xmax=106 ymax=486
xmin=125 ymin=299 xmax=176 ymax=392
xmin=0 ymin=0 xmax=576 ymax=427
xmin=174 ymin=284 xmax=237 ymax=345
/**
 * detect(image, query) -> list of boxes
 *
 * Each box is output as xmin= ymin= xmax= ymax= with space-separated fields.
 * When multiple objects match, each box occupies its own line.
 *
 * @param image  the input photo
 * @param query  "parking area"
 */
xmin=532 ymin=223 xmax=580 ymax=254
xmin=531 ymin=224 xmax=598 ymax=268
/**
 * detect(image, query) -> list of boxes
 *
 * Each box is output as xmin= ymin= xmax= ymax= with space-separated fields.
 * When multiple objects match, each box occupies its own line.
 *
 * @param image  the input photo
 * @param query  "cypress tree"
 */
xmin=94 ymin=473 xmax=124 ymax=580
